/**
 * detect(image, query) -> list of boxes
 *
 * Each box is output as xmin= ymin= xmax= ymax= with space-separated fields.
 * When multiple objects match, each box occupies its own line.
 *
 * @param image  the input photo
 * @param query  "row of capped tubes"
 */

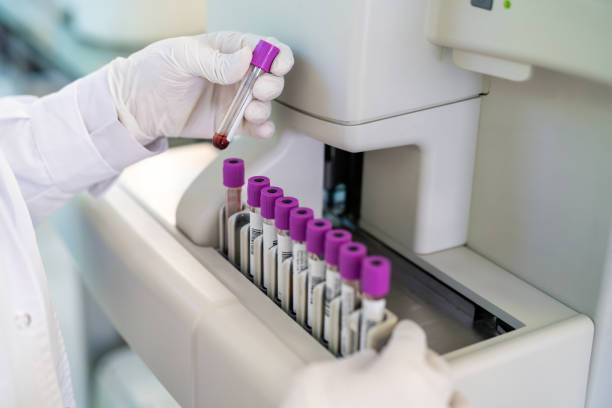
xmin=220 ymin=158 xmax=397 ymax=356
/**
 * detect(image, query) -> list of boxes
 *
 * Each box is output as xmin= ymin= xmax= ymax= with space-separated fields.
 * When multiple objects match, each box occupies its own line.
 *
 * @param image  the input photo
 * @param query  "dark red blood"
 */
xmin=213 ymin=133 xmax=230 ymax=150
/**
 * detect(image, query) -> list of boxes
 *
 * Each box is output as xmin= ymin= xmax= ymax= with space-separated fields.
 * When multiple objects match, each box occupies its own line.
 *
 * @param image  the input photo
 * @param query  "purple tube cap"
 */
xmin=251 ymin=40 xmax=280 ymax=73
xmin=223 ymin=158 xmax=244 ymax=188
xmin=306 ymin=218 xmax=332 ymax=255
xmin=324 ymin=229 xmax=352 ymax=266
xmin=275 ymin=197 xmax=299 ymax=230
xmin=289 ymin=207 xmax=314 ymax=242
xmin=361 ymin=256 xmax=391 ymax=297
xmin=247 ymin=176 xmax=270 ymax=207
xmin=260 ymin=186 xmax=283 ymax=219
xmin=339 ymin=242 xmax=367 ymax=281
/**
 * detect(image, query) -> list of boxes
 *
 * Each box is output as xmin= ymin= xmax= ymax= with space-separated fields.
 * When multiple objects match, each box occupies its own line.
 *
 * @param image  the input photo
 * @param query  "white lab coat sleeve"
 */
xmin=0 ymin=66 xmax=167 ymax=224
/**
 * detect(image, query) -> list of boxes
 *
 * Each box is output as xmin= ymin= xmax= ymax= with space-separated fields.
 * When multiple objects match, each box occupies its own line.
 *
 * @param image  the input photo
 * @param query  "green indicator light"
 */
xmin=504 ymin=0 xmax=512 ymax=9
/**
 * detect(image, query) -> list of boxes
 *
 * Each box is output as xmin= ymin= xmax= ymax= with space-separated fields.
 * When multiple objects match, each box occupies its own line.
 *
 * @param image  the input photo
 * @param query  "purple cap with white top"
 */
xmin=306 ymin=218 xmax=332 ymax=255
xmin=275 ymin=197 xmax=299 ymax=230
xmin=223 ymin=158 xmax=244 ymax=188
xmin=339 ymin=242 xmax=367 ymax=281
xmin=260 ymin=186 xmax=283 ymax=219
xmin=251 ymin=40 xmax=280 ymax=73
xmin=361 ymin=256 xmax=391 ymax=298
xmin=289 ymin=207 xmax=314 ymax=241
xmin=247 ymin=176 xmax=270 ymax=207
xmin=324 ymin=229 xmax=352 ymax=266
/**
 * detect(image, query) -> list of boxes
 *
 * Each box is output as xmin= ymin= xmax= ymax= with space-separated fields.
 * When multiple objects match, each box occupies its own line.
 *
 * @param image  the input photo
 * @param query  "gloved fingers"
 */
xmin=185 ymin=37 xmax=252 ymax=85
xmin=425 ymin=349 xmax=451 ymax=376
xmin=244 ymin=100 xmax=272 ymax=125
xmin=262 ymin=36 xmax=295 ymax=77
xmin=450 ymin=391 xmax=470 ymax=408
xmin=201 ymin=31 xmax=261 ymax=54
xmin=202 ymin=32 xmax=294 ymax=77
xmin=253 ymin=74 xmax=284 ymax=102
xmin=379 ymin=320 xmax=427 ymax=365
xmin=174 ymin=86 xmax=219 ymax=139
xmin=244 ymin=120 xmax=275 ymax=139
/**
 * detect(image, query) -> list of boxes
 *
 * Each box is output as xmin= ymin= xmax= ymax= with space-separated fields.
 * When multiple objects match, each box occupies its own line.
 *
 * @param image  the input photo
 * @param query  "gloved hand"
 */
xmin=281 ymin=320 xmax=469 ymax=408
xmin=107 ymin=31 xmax=294 ymax=146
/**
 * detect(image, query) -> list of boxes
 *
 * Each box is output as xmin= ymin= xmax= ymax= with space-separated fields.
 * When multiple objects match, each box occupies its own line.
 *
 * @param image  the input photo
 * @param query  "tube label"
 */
xmin=277 ymin=233 xmax=292 ymax=300
xmin=323 ymin=268 xmax=341 ymax=342
xmin=249 ymin=212 xmax=263 ymax=276
xmin=262 ymin=222 xmax=277 ymax=289
xmin=359 ymin=298 xmax=386 ymax=351
xmin=307 ymin=257 xmax=325 ymax=328
xmin=292 ymin=242 xmax=308 ymax=313
xmin=340 ymin=284 xmax=357 ymax=356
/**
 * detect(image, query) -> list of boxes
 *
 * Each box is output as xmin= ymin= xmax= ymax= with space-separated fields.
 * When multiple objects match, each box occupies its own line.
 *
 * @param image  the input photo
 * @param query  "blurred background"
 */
xmin=1 ymin=0 xmax=206 ymax=406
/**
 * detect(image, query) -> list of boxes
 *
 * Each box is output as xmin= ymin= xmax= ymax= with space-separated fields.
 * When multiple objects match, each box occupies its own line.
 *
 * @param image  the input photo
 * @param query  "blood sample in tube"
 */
xmin=260 ymin=186 xmax=284 ymax=290
xmin=222 ymin=158 xmax=244 ymax=252
xmin=275 ymin=197 xmax=299 ymax=302
xmin=359 ymin=256 xmax=391 ymax=351
xmin=338 ymin=242 xmax=367 ymax=356
xmin=323 ymin=229 xmax=352 ymax=342
xmin=247 ymin=176 xmax=270 ymax=277
xmin=306 ymin=218 xmax=332 ymax=328
xmin=212 ymin=40 xmax=280 ymax=150
xmin=289 ymin=207 xmax=314 ymax=314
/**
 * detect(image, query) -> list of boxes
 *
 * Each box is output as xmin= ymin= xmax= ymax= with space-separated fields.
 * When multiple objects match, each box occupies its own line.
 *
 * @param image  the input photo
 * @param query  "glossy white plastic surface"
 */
xmin=453 ymin=49 xmax=532 ymax=82
xmin=427 ymin=0 xmax=612 ymax=86
xmin=357 ymin=98 xmax=481 ymax=254
xmin=52 ymin=145 xmax=594 ymax=407
xmin=206 ymin=0 xmax=482 ymax=124
xmin=54 ymin=187 xmax=332 ymax=408
xmin=466 ymin=71 xmax=612 ymax=408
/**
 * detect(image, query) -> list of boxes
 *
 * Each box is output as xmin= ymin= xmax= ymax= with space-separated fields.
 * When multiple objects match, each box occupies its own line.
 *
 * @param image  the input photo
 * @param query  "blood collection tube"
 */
xmin=222 ymin=158 xmax=245 ymax=251
xmin=305 ymin=218 xmax=332 ymax=328
xmin=323 ymin=229 xmax=352 ymax=342
xmin=212 ymin=40 xmax=280 ymax=150
xmin=338 ymin=242 xmax=367 ymax=356
xmin=275 ymin=196 xmax=299 ymax=302
xmin=289 ymin=207 xmax=314 ymax=314
xmin=359 ymin=256 xmax=391 ymax=351
xmin=260 ymin=186 xmax=284 ymax=290
xmin=247 ymin=176 xmax=270 ymax=277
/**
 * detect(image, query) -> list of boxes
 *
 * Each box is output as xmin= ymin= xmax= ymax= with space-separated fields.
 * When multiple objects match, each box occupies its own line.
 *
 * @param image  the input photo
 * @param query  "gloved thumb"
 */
xmin=197 ymin=45 xmax=252 ymax=85
xmin=378 ymin=320 xmax=427 ymax=366
xmin=337 ymin=349 xmax=377 ymax=371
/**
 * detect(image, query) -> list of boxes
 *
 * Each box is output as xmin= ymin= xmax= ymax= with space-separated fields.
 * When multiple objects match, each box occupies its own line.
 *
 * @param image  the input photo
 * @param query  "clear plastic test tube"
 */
xmin=338 ymin=242 xmax=367 ymax=356
xmin=247 ymin=176 xmax=270 ymax=277
xmin=260 ymin=186 xmax=284 ymax=290
xmin=305 ymin=218 xmax=332 ymax=328
xmin=275 ymin=196 xmax=299 ymax=302
xmin=222 ymin=158 xmax=245 ymax=252
xmin=212 ymin=40 xmax=280 ymax=150
xmin=289 ymin=207 xmax=314 ymax=314
xmin=323 ymin=229 xmax=352 ymax=343
xmin=359 ymin=256 xmax=391 ymax=351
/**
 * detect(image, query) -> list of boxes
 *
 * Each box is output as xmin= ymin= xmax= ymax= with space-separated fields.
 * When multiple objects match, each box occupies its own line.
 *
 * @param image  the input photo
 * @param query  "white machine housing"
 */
xmin=427 ymin=0 xmax=612 ymax=84
xmin=426 ymin=1 xmax=612 ymax=407
xmin=53 ymin=0 xmax=612 ymax=407
xmin=196 ymin=0 xmax=484 ymax=255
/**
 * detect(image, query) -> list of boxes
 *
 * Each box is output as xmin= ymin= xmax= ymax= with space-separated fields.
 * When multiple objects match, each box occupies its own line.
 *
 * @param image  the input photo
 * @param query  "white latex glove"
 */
xmin=107 ymin=31 xmax=294 ymax=145
xmin=281 ymin=321 xmax=469 ymax=408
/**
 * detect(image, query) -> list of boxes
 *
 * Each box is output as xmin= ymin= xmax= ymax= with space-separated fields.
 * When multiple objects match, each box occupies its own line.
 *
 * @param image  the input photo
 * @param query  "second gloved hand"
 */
xmin=281 ymin=320 xmax=469 ymax=408
xmin=107 ymin=31 xmax=294 ymax=146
